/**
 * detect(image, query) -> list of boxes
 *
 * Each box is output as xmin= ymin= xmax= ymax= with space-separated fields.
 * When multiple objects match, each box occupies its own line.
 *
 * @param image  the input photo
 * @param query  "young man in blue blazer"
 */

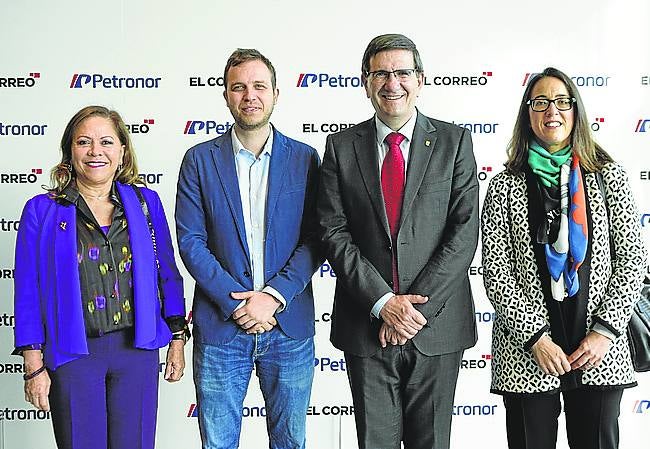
xmin=175 ymin=48 xmax=322 ymax=449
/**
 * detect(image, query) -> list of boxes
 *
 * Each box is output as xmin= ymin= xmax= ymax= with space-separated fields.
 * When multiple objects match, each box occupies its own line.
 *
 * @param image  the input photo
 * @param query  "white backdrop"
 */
xmin=1 ymin=1 xmax=649 ymax=448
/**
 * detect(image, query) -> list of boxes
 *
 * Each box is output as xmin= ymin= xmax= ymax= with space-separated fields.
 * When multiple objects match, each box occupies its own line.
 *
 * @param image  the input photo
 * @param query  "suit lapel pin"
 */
xmin=59 ymin=221 xmax=67 ymax=230
xmin=425 ymin=140 xmax=431 ymax=147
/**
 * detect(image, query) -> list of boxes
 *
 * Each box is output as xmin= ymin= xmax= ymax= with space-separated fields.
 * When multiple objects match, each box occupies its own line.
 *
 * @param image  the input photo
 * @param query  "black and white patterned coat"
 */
xmin=481 ymin=162 xmax=647 ymax=393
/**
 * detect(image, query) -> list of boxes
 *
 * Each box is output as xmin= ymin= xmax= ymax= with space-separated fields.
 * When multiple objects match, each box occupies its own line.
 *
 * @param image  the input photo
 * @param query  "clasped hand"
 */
xmin=231 ymin=291 xmax=280 ymax=334
xmin=379 ymin=294 xmax=428 ymax=347
xmin=531 ymin=331 xmax=611 ymax=376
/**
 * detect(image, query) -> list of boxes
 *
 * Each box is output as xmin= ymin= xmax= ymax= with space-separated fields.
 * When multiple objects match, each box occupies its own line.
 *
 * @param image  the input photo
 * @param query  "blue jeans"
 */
xmin=193 ymin=328 xmax=314 ymax=449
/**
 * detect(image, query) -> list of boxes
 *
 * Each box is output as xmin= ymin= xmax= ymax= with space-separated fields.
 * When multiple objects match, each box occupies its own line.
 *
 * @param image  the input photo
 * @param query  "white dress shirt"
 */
xmin=231 ymin=126 xmax=286 ymax=312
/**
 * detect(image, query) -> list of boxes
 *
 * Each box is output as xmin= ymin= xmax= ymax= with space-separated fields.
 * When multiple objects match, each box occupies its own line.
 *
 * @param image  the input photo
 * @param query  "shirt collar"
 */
xmin=374 ymin=110 xmax=418 ymax=147
xmin=59 ymin=181 xmax=122 ymax=207
xmin=231 ymin=124 xmax=274 ymax=158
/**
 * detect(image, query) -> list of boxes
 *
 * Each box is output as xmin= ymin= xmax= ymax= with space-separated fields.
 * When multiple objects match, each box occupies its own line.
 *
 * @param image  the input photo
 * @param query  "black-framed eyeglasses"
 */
xmin=526 ymin=97 xmax=576 ymax=112
xmin=366 ymin=68 xmax=418 ymax=82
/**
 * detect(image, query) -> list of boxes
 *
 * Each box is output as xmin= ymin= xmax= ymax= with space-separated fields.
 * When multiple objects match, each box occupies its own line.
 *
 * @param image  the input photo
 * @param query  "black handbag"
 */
xmin=596 ymin=173 xmax=650 ymax=372
xmin=627 ymin=277 xmax=650 ymax=372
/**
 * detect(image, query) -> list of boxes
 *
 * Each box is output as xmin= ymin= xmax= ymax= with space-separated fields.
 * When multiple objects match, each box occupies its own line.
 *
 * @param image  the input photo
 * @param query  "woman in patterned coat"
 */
xmin=481 ymin=67 xmax=647 ymax=449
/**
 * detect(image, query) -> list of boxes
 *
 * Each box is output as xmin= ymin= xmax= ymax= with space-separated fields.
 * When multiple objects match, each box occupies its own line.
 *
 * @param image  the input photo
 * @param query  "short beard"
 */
xmin=235 ymin=118 xmax=269 ymax=131
xmin=232 ymin=106 xmax=273 ymax=132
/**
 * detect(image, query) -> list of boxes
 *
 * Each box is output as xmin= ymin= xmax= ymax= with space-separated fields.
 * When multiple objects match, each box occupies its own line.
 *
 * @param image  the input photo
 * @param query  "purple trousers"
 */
xmin=48 ymin=329 xmax=160 ymax=449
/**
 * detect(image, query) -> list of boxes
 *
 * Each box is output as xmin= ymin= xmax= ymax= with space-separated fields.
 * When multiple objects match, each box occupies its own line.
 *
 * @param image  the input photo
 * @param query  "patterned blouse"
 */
xmin=64 ymin=184 xmax=136 ymax=336
xmin=63 ymin=184 xmax=185 ymax=336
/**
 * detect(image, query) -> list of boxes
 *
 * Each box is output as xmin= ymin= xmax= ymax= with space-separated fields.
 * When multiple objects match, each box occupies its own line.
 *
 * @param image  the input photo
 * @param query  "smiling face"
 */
xmin=223 ymin=59 xmax=278 ymax=131
xmin=528 ymin=76 xmax=575 ymax=153
xmin=70 ymin=115 xmax=124 ymax=190
xmin=363 ymin=49 xmax=423 ymax=130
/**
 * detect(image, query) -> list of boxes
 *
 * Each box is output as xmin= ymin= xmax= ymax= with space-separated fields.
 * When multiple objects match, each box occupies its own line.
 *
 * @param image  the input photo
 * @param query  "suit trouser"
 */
xmin=503 ymin=388 xmax=624 ymax=449
xmin=48 ymin=328 xmax=160 ymax=449
xmin=345 ymin=342 xmax=463 ymax=449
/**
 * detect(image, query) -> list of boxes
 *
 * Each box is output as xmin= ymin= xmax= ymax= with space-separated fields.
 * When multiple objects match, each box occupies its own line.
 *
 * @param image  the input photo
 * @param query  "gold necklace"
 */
xmin=79 ymin=192 xmax=110 ymax=200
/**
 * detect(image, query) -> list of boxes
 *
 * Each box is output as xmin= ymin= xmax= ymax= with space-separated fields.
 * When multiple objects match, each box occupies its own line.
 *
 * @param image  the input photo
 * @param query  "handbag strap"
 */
xmin=132 ymin=185 xmax=160 ymax=270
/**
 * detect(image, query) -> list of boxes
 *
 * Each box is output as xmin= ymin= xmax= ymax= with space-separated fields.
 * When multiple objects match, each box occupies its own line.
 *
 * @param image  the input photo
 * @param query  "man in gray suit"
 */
xmin=317 ymin=34 xmax=479 ymax=449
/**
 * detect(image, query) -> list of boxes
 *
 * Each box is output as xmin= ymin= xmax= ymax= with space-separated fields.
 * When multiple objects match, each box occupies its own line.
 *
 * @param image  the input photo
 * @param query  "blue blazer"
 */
xmin=175 ymin=127 xmax=321 ymax=344
xmin=13 ymin=182 xmax=185 ymax=370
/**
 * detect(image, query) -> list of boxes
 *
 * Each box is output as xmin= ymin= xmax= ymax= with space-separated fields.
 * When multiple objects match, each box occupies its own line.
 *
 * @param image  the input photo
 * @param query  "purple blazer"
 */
xmin=13 ymin=182 xmax=185 ymax=370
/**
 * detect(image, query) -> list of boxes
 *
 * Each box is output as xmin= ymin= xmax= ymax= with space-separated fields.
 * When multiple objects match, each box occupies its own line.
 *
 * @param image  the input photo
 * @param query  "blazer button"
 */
xmin=388 ymin=244 xmax=392 ymax=251
xmin=243 ymin=271 xmax=251 ymax=278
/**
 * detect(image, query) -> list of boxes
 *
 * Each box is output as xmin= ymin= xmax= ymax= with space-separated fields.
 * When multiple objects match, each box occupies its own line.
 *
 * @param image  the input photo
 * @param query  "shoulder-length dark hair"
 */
xmin=49 ymin=105 xmax=142 ymax=194
xmin=505 ymin=67 xmax=613 ymax=173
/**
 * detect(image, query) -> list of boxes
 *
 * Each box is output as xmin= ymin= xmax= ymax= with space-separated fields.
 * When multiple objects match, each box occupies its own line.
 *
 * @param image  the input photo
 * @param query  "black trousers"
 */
xmin=503 ymin=388 xmax=624 ymax=449
xmin=345 ymin=343 xmax=463 ymax=449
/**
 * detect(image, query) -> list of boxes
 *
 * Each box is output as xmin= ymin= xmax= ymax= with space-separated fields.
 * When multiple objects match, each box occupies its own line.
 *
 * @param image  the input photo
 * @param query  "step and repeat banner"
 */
xmin=1 ymin=1 xmax=649 ymax=448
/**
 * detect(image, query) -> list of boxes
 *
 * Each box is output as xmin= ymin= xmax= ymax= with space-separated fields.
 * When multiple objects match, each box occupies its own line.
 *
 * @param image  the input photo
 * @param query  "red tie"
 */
xmin=381 ymin=132 xmax=406 ymax=292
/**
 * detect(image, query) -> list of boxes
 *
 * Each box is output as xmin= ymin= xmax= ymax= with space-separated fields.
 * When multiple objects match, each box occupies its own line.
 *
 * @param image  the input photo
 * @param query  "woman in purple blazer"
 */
xmin=13 ymin=105 xmax=188 ymax=449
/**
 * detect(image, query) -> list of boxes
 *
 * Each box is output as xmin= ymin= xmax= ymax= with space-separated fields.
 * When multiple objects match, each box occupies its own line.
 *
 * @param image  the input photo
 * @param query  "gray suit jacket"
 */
xmin=318 ymin=112 xmax=479 ymax=357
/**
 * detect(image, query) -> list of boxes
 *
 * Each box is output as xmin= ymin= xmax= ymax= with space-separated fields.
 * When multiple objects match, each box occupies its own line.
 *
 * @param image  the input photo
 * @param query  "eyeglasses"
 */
xmin=527 ymin=97 xmax=576 ymax=112
xmin=366 ymin=68 xmax=418 ymax=82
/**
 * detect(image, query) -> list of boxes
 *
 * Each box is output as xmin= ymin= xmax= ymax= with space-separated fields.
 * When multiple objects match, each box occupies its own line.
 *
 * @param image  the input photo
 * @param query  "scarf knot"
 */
xmin=527 ymin=140 xmax=572 ymax=187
